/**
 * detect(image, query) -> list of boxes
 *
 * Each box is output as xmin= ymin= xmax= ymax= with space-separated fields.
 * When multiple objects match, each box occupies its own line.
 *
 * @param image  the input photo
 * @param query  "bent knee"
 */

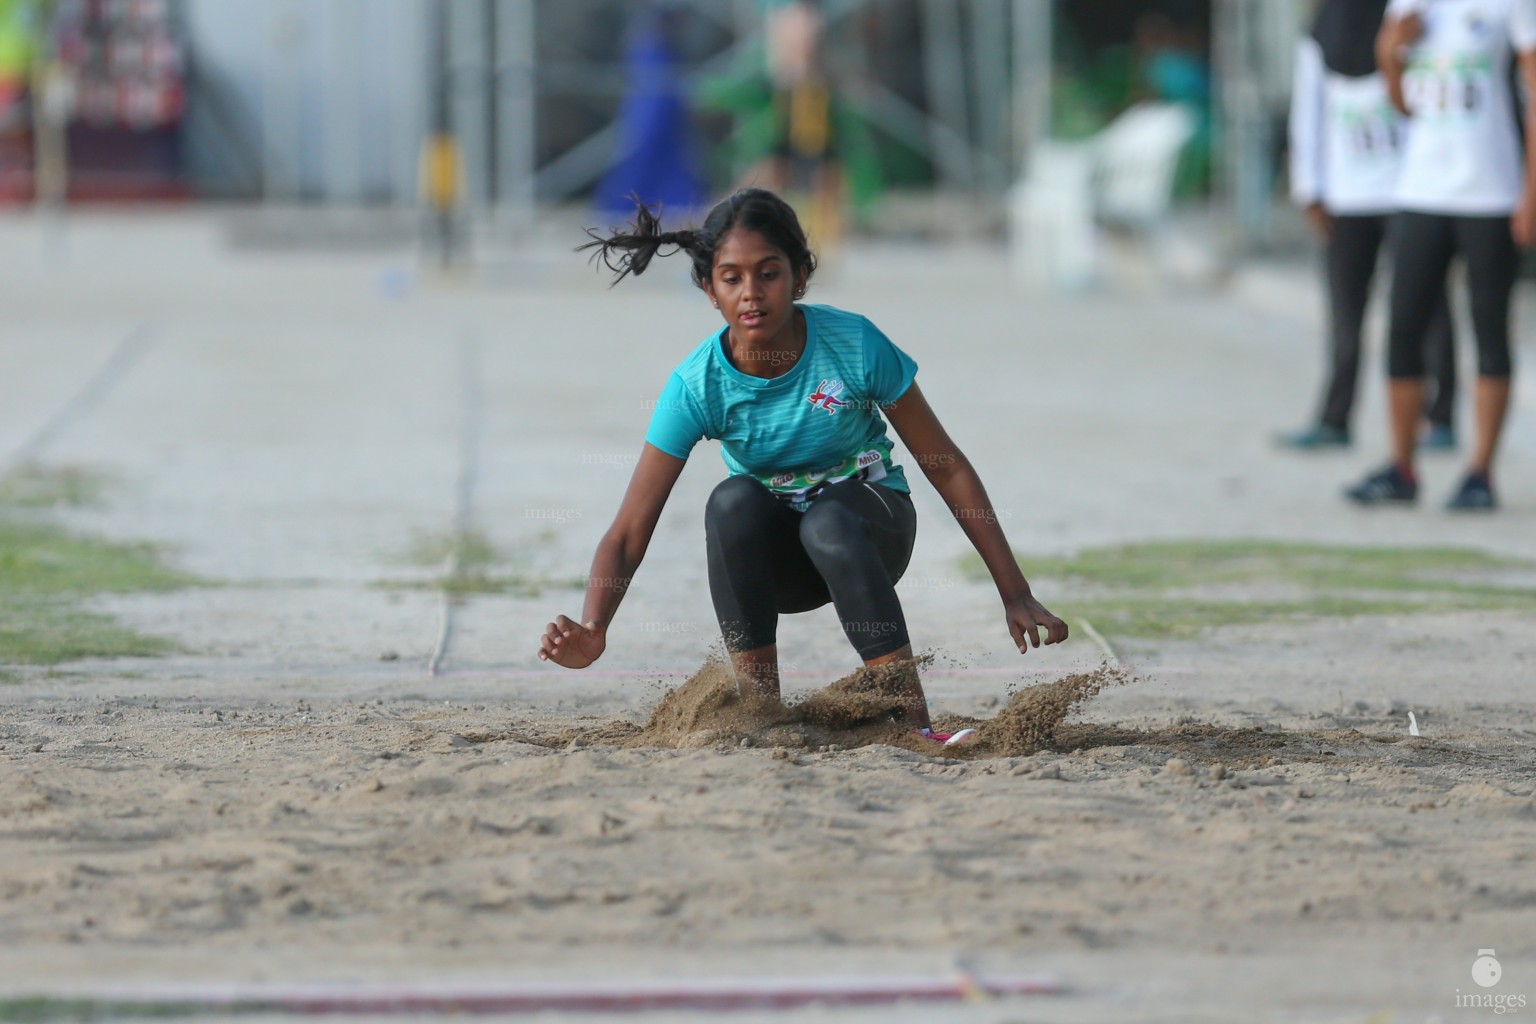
xmin=705 ymin=477 xmax=783 ymax=550
xmin=706 ymin=475 xmax=775 ymax=521
xmin=799 ymin=500 xmax=864 ymax=560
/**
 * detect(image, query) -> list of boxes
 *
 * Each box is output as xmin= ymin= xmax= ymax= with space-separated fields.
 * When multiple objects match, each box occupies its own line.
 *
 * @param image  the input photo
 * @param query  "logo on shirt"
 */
xmin=807 ymin=378 xmax=846 ymax=414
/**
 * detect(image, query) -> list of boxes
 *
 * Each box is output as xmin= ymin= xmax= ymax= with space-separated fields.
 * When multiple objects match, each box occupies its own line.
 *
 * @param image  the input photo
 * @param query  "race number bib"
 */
xmin=1336 ymin=102 xmax=1404 ymax=160
xmin=1404 ymin=52 xmax=1494 ymax=119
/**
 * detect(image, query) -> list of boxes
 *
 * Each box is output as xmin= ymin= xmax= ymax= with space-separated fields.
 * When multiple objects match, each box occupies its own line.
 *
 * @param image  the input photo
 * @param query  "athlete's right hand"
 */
xmin=538 ymin=615 xmax=605 ymax=669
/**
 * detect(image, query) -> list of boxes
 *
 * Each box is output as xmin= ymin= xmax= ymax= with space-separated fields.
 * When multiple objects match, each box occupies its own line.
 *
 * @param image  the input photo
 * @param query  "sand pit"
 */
xmin=3 ymin=671 xmax=1534 ymax=1009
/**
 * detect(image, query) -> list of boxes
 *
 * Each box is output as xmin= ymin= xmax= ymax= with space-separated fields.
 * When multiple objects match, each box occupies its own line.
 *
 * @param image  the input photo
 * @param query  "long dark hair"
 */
xmin=578 ymin=188 xmax=818 ymax=289
xmin=1311 ymin=0 xmax=1389 ymax=78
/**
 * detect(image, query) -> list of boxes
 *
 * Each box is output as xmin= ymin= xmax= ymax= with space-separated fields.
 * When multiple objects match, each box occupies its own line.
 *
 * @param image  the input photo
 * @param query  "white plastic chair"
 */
xmin=1009 ymin=101 xmax=1197 ymax=290
xmin=1092 ymin=101 xmax=1197 ymax=231
xmin=1008 ymin=139 xmax=1098 ymax=291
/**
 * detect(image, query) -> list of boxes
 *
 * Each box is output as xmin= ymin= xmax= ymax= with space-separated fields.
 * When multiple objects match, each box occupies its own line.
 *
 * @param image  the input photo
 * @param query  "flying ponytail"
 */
xmin=577 ymin=199 xmax=703 ymax=284
xmin=579 ymin=188 xmax=817 ymax=291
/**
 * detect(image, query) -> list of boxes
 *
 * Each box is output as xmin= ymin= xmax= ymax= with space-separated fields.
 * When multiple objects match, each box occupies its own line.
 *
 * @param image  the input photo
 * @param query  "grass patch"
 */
xmin=0 ymin=598 xmax=179 ymax=664
xmin=387 ymin=527 xmax=585 ymax=597
xmin=0 ymin=509 xmax=200 ymax=666
xmin=402 ymin=526 xmax=502 ymax=574
xmin=0 ymin=519 xmax=194 ymax=596
xmin=0 ymin=997 xmax=216 ymax=1022
xmin=963 ymin=539 xmax=1536 ymax=640
xmin=0 ymin=463 xmax=112 ymax=509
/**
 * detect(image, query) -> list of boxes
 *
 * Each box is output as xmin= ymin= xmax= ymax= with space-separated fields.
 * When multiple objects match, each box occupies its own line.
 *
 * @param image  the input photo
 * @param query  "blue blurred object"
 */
xmin=375 ymin=265 xmax=414 ymax=301
xmin=595 ymin=8 xmax=707 ymax=218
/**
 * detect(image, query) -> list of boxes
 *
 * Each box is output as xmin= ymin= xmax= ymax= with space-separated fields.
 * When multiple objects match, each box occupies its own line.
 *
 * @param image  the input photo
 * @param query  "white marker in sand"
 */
xmin=1408 ymin=711 xmax=1420 ymax=737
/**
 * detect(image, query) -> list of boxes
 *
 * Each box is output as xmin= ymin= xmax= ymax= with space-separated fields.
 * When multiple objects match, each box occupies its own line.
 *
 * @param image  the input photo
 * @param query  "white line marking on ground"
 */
xmin=1075 ymin=617 xmax=1121 ymax=666
xmin=429 ymin=332 xmax=483 ymax=678
xmin=5 ymin=320 xmax=157 ymax=471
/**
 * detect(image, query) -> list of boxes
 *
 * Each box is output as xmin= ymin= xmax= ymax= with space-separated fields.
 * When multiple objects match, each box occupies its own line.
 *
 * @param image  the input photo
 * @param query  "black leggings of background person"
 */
xmin=1321 ymin=214 xmax=1456 ymax=432
xmin=705 ymin=475 xmax=915 ymax=661
xmin=1388 ymin=212 xmax=1517 ymax=381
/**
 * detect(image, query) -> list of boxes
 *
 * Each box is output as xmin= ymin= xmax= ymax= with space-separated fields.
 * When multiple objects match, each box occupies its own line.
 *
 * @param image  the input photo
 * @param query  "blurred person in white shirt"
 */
xmin=1345 ymin=0 xmax=1536 ymax=510
xmin=1280 ymin=0 xmax=1459 ymax=453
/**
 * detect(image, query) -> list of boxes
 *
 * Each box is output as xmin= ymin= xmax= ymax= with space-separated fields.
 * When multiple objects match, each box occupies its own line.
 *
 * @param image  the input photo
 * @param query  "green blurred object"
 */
xmin=1047 ymin=16 xmax=1212 ymax=197
xmin=692 ymin=49 xmax=889 ymax=224
xmin=693 ymin=43 xmax=775 ymax=174
xmin=1050 ymin=72 xmax=1110 ymax=141
xmin=0 ymin=0 xmax=36 ymax=79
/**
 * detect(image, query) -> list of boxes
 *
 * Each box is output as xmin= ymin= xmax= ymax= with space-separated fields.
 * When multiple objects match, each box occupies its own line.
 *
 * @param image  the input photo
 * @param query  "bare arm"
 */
xmin=1514 ymin=49 xmax=1536 ymax=247
xmin=883 ymin=381 xmax=1067 ymax=651
xmin=1289 ymin=39 xmax=1333 ymax=238
xmin=1376 ymin=12 xmax=1421 ymax=116
xmin=538 ymin=442 xmax=687 ymax=667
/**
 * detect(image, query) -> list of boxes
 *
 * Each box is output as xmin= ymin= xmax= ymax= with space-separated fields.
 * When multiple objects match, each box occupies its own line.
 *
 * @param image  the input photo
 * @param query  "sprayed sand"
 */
xmin=548 ymin=657 xmax=1132 ymax=758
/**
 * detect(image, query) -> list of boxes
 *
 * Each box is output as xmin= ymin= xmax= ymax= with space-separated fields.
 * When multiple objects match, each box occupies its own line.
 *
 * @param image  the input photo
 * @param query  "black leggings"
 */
xmin=704 ymin=475 xmax=916 ymax=661
xmin=1388 ymin=211 xmax=1517 ymax=381
xmin=1321 ymin=214 xmax=1456 ymax=430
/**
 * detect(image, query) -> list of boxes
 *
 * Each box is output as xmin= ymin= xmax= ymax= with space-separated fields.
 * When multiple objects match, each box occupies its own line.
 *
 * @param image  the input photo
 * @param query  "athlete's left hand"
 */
xmin=1005 ymin=595 xmax=1068 ymax=653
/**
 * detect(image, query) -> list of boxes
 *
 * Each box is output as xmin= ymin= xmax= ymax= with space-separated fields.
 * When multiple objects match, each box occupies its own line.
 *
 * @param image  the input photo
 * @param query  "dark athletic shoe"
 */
xmin=1276 ymin=424 xmax=1351 ymax=450
xmin=1421 ymin=423 xmax=1457 ymax=453
xmin=1445 ymin=472 xmax=1495 ymax=511
xmin=1344 ymin=464 xmax=1418 ymax=506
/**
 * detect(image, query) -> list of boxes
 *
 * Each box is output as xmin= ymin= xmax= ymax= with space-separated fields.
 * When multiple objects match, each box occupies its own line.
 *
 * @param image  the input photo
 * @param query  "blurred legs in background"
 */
xmin=1279 ymin=212 xmax=1456 ymax=452
xmin=1348 ymin=211 xmax=1516 ymax=509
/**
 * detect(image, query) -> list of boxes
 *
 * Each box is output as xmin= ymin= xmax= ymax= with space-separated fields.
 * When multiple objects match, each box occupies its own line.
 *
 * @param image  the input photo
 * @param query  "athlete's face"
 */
xmin=704 ymin=227 xmax=806 ymax=349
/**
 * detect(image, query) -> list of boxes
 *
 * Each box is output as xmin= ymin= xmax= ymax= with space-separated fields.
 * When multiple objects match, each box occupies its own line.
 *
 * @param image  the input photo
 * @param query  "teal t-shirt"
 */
xmin=645 ymin=303 xmax=917 ymax=510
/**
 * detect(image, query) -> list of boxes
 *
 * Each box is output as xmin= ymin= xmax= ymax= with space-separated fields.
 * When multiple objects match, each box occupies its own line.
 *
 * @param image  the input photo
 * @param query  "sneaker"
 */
xmin=1445 ymin=472 xmax=1496 ymax=511
xmin=1275 ymin=424 xmax=1351 ymax=450
xmin=1421 ymin=423 xmax=1457 ymax=453
xmin=917 ymin=727 xmax=978 ymax=747
xmin=1344 ymin=463 xmax=1418 ymax=505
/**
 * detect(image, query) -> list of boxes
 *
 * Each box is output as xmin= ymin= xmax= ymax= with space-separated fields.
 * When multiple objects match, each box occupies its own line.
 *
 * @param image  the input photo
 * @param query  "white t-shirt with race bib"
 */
xmin=1388 ymin=0 xmax=1536 ymax=214
xmin=1289 ymin=37 xmax=1406 ymax=214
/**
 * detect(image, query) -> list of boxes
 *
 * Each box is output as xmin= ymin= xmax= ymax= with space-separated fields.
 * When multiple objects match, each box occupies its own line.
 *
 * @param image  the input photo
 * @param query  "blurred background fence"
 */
xmin=0 ymin=0 xmax=1311 ymax=258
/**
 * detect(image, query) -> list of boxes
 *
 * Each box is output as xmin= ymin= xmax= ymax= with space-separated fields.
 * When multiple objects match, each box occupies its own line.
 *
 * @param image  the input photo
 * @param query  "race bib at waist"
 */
xmin=758 ymin=448 xmax=889 ymax=511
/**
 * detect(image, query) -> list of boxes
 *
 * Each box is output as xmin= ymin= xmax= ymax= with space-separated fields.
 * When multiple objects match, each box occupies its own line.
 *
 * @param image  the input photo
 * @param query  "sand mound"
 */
xmin=794 ymin=656 xmax=932 ymax=728
xmin=608 ymin=656 xmax=1130 ymax=758
xmin=636 ymin=658 xmax=799 ymax=748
